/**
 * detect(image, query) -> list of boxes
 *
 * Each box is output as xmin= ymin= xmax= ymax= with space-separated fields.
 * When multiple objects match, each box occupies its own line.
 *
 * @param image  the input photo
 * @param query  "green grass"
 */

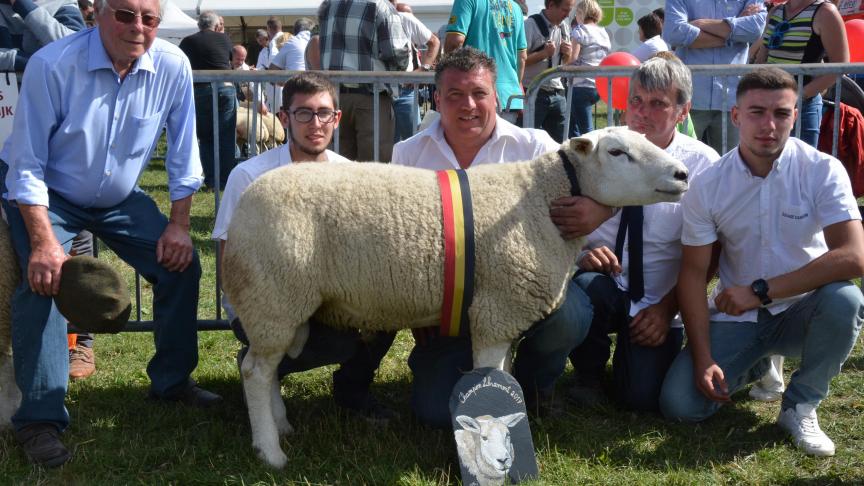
xmin=1 ymin=160 xmax=862 ymax=485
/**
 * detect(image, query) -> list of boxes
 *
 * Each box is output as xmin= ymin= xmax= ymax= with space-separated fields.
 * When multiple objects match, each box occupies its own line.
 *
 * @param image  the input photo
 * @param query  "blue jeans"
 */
xmin=393 ymin=87 xmax=420 ymax=143
xmin=797 ymin=94 xmax=822 ymax=148
xmin=231 ymin=318 xmax=395 ymax=404
xmin=569 ymin=86 xmax=600 ymax=138
xmin=570 ymin=272 xmax=684 ymax=412
xmin=534 ymin=89 xmax=568 ymax=143
xmin=1 ymin=164 xmax=202 ymax=431
xmin=408 ymin=279 xmax=593 ymax=427
xmin=659 ymin=281 xmax=863 ymax=422
xmin=194 ymin=83 xmax=237 ymax=189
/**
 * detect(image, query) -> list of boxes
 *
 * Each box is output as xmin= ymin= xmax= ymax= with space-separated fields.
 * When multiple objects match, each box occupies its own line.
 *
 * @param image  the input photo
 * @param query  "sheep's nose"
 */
xmin=674 ymin=170 xmax=688 ymax=182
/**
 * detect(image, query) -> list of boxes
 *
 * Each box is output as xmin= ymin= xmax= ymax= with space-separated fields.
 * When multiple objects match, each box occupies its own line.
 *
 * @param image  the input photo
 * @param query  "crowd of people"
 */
xmin=0 ymin=0 xmax=861 ymax=472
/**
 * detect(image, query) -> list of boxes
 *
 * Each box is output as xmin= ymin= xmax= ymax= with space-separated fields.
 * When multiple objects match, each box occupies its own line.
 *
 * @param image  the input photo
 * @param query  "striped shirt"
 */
xmin=762 ymin=0 xmax=826 ymax=66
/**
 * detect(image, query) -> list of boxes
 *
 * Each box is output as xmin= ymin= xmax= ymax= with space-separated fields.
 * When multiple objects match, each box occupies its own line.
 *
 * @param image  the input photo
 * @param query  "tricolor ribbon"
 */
xmin=436 ymin=169 xmax=475 ymax=337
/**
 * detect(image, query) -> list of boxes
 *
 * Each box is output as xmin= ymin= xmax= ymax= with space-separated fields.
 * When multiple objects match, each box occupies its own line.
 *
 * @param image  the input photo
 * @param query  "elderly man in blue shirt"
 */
xmin=663 ymin=0 xmax=766 ymax=155
xmin=0 ymin=0 xmax=219 ymax=468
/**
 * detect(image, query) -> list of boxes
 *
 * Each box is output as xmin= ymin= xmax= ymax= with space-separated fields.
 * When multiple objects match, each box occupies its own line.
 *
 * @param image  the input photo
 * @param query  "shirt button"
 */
xmin=105 ymin=170 xmax=111 ymax=176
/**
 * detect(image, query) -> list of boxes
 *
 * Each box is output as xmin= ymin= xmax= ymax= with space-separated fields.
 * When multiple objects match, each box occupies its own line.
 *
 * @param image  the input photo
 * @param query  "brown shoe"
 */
xmin=69 ymin=344 xmax=95 ymax=380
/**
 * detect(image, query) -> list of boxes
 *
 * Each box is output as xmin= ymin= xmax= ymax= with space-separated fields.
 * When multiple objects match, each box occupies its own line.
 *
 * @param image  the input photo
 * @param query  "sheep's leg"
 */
xmin=0 ymin=351 xmax=20 ymax=429
xmin=242 ymin=347 xmax=289 ymax=468
xmin=472 ymin=341 xmax=512 ymax=371
xmin=270 ymin=377 xmax=292 ymax=436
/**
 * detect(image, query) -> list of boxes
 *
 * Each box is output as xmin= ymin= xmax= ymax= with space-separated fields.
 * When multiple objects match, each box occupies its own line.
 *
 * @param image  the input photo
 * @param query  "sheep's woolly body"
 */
xmin=0 ymin=218 xmax=21 ymax=428
xmin=224 ymin=153 xmax=581 ymax=354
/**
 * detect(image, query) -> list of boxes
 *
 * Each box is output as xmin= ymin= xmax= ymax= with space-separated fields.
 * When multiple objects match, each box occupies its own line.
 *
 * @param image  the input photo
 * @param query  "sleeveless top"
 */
xmin=762 ymin=0 xmax=826 ymax=65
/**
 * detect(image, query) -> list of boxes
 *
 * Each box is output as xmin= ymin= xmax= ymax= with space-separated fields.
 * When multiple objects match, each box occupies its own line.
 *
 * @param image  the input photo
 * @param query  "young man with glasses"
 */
xmin=212 ymin=72 xmax=398 ymax=423
xmin=2 ymin=0 xmax=217 ymax=467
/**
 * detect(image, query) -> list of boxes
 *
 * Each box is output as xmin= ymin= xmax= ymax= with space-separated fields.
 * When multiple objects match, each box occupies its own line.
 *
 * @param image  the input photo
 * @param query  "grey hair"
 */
xmin=256 ymin=28 xmax=269 ymax=40
xmin=629 ymin=55 xmax=693 ymax=106
xmin=198 ymin=10 xmax=219 ymax=30
xmin=93 ymin=0 xmax=164 ymax=17
xmin=293 ymin=17 xmax=314 ymax=35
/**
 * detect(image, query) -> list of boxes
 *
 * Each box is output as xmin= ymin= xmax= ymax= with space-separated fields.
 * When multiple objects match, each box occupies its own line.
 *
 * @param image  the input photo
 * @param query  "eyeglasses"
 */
xmin=284 ymin=108 xmax=338 ymax=124
xmin=766 ymin=20 xmax=790 ymax=49
xmin=108 ymin=5 xmax=161 ymax=30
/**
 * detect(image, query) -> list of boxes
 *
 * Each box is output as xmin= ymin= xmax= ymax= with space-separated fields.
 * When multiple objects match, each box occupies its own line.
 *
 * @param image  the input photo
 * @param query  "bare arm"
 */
xmin=444 ymin=32 xmax=465 ymax=53
xmin=420 ymin=34 xmax=440 ymax=67
xmin=803 ymin=3 xmax=849 ymax=98
xmin=517 ymin=49 xmax=526 ymax=86
xmin=157 ymin=195 xmax=195 ymax=272
xmin=18 ymin=203 xmax=67 ymax=296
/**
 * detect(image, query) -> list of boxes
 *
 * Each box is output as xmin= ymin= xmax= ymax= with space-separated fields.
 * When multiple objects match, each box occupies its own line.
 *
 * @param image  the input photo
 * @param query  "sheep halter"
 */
xmin=436 ymin=170 xmax=476 ymax=338
xmin=558 ymin=149 xmax=582 ymax=197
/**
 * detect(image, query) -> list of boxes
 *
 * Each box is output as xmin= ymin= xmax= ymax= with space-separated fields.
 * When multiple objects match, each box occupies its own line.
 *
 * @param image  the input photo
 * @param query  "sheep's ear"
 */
xmin=499 ymin=412 xmax=526 ymax=428
xmin=456 ymin=415 xmax=481 ymax=433
xmin=568 ymin=136 xmax=594 ymax=157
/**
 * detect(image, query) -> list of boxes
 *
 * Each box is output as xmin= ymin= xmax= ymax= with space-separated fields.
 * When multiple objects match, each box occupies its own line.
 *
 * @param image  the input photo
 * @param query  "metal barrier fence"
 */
xmin=110 ymin=64 xmax=864 ymax=331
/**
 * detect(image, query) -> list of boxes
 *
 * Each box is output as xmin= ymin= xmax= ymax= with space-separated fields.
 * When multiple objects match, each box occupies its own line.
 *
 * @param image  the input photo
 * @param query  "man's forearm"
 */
xmin=678 ymin=268 xmax=712 ymax=363
xmin=19 ymin=203 xmax=59 ymax=248
xmin=689 ymin=31 xmax=727 ymax=48
xmin=168 ymin=195 xmax=193 ymax=229
xmin=693 ymin=19 xmax=731 ymax=39
xmin=444 ymin=33 xmax=464 ymax=53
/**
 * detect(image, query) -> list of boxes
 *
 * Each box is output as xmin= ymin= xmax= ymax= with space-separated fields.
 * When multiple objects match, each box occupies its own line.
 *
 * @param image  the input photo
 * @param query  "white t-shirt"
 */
xmin=391 ymin=116 xmax=560 ymax=169
xmin=271 ymin=30 xmax=311 ymax=71
xmin=580 ymin=131 xmax=719 ymax=326
xmin=399 ymin=12 xmax=432 ymax=71
xmin=631 ymin=35 xmax=669 ymax=63
xmin=682 ymin=137 xmax=861 ymax=322
xmin=212 ymin=143 xmax=350 ymax=241
xmin=569 ymin=23 xmax=611 ymax=88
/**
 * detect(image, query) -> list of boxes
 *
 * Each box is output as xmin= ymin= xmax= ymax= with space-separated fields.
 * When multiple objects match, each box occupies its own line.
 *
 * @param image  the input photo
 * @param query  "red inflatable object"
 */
xmin=846 ymin=20 xmax=864 ymax=63
xmin=596 ymin=52 xmax=640 ymax=110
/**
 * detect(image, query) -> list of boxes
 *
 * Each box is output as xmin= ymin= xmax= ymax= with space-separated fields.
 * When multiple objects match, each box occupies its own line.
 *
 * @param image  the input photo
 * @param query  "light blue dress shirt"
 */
xmin=664 ymin=0 xmax=766 ymax=111
xmin=2 ymin=27 xmax=202 ymax=208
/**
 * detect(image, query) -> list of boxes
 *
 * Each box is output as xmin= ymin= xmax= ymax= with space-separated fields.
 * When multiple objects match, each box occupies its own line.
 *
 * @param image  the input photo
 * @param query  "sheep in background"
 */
xmin=223 ymin=126 xmax=690 ymax=468
xmin=454 ymin=413 xmax=526 ymax=485
xmin=0 ymin=217 xmax=21 ymax=429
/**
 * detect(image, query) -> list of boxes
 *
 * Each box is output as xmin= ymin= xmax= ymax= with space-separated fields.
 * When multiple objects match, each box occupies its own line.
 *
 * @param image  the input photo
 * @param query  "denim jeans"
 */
xmin=393 ymin=87 xmax=420 ymax=143
xmin=797 ymin=94 xmax=822 ymax=148
xmin=194 ymin=83 xmax=237 ymax=189
xmin=569 ymin=86 xmax=600 ymax=138
xmin=689 ymin=109 xmax=739 ymax=156
xmin=659 ymin=281 xmax=863 ymax=422
xmin=231 ymin=318 xmax=395 ymax=404
xmin=570 ymin=272 xmax=684 ymax=412
xmin=408 ymin=278 xmax=593 ymax=427
xmin=1 ymin=163 xmax=202 ymax=431
xmin=534 ymin=89 xmax=568 ymax=143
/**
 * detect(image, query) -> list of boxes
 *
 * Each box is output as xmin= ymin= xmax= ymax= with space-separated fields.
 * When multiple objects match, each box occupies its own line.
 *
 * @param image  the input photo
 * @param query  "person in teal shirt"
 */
xmin=444 ymin=0 xmax=527 ymax=118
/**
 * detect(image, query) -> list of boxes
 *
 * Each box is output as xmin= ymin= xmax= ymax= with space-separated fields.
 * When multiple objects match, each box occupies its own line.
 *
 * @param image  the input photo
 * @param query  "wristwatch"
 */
xmin=750 ymin=279 xmax=772 ymax=306
xmin=421 ymin=63 xmax=433 ymax=71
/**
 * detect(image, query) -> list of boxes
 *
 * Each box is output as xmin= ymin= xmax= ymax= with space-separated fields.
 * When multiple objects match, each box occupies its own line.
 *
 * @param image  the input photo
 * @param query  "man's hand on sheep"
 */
xmin=577 ymin=246 xmax=622 ymax=275
xmin=549 ymin=196 xmax=614 ymax=240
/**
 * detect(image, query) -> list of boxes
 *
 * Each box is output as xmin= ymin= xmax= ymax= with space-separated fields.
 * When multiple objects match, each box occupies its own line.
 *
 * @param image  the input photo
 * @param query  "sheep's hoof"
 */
xmin=256 ymin=446 xmax=288 ymax=469
xmin=276 ymin=418 xmax=294 ymax=436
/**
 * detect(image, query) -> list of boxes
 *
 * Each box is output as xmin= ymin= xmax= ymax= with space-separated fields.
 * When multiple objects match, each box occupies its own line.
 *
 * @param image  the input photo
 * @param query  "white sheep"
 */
xmin=222 ymin=126 xmax=690 ymax=468
xmin=0 ymin=217 xmax=21 ymax=429
xmin=454 ymin=413 xmax=526 ymax=485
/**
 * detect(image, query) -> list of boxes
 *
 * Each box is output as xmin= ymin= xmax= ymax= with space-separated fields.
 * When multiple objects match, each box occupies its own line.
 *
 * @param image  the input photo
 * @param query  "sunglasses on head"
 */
xmin=767 ymin=20 xmax=790 ymax=49
xmin=109 ymin=5 xmax=161 ymax=29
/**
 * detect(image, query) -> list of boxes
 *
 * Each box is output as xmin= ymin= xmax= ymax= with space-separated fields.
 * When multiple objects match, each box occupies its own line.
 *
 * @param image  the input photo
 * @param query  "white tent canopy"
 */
xmin=157 ymin=0 xmax=199 ymax=45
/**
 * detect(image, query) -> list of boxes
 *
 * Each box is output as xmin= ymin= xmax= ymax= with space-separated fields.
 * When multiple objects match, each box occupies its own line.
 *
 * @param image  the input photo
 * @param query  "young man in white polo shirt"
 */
xmin=660 ymin=67 xmax=864 ymax=456
xmin=213 ymin=72 xmax=397 ymax=422
xmin=568 ymin=55 xmax=719 ymax=412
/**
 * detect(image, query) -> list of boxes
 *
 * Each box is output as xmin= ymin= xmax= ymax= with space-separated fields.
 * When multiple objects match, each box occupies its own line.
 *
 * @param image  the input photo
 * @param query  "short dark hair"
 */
xmin=637 ymin=13 xmax=663 ymax=39
xmin=281 ymin=72 xmax=338 ymax=111
xmin=434 ymin=47 xmax=497 ymax=89
xmin=652 ymin=7 xmax=664 ymax=22
xmin=267 ymin=16 xmax=282 ymax=30
xmin=736 ymin=67 xmax=798 ymax=100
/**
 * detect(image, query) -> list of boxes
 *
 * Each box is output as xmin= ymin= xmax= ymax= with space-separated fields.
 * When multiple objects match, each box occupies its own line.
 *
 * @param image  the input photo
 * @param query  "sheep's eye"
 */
xmin=608 ymin=149 xmax=626 ymax=157
xmin=481 ymin=435 xmax=488 ymax=441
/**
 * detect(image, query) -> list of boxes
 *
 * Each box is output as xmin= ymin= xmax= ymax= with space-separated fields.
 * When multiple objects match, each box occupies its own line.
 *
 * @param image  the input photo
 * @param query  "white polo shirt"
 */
xmin=391 ymin=115 xmax=560 ymax=169
xmin=212 ymin=142 xmax=349 ymax=241
xmin=682 ymin=136 xmax=861 ymax=322
xmin=580 ymin=131 xmax=719 ymax=325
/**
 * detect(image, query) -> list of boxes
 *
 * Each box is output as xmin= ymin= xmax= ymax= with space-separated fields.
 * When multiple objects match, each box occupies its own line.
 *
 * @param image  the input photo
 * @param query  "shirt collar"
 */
xmin=87 ymin=27 xmax=156 ymax=75
xmin=732 ymin=141 xmax=789 ymax=177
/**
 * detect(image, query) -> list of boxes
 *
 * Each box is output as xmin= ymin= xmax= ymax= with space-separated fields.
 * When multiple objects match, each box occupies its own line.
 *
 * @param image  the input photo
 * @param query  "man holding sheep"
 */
xmin=391 ymin=47 xmax=611 ymax=425
xmin=213 ymin=72 xmax=397 ymax=422
xmin=568 ymin=54 xmax=719 ymax=411
xmin=661 ymin=67 xmax=864 ymax=456
xmin=1 ymin=0 xmax=218 ymax=467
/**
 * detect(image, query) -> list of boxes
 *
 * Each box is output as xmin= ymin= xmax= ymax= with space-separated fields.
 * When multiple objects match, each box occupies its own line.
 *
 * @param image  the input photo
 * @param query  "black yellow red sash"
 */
xmin=436 ymin=169 xmax=475 ymax=337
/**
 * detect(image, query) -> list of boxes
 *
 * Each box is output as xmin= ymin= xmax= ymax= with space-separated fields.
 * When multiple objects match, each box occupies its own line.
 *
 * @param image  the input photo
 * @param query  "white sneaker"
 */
xmin=749 ymin=382 xmax=784 ymax=402
xmin=777 ymin=404 xmax=836 ymax=456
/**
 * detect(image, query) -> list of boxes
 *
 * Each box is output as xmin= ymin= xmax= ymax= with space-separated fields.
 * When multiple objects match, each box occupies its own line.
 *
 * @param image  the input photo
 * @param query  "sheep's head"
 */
xmin=456 ymin=413 xmax=526 ymax=482
xmin=563 ymin=126 xmax=689 ymax=207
